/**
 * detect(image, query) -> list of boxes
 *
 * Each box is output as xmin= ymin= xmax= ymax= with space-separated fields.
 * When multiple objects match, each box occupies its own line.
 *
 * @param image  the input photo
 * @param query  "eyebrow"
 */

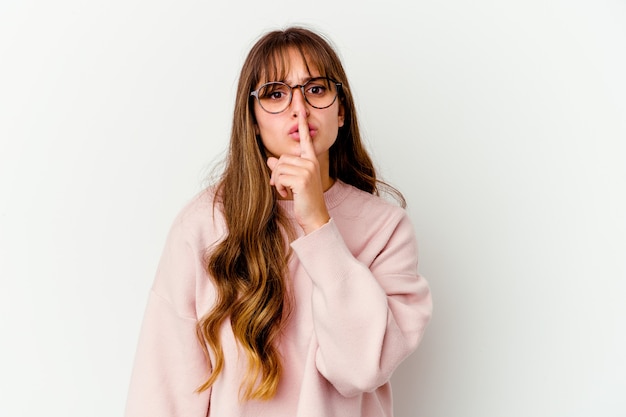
xmin=279 ymin=75 xmax=323 ymax=85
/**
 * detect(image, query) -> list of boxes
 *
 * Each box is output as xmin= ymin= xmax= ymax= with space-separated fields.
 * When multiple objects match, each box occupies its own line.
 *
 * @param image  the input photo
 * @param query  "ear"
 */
xmin=338 ymin=102 xmax=345 ymax=128
xmin=254 ymin=124 xmax=260 ymax=135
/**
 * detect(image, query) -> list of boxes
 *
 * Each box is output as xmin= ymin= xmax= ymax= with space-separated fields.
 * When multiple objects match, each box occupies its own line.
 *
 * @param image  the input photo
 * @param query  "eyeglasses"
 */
xmin=250 ymin=77 xmax=342 ymax=114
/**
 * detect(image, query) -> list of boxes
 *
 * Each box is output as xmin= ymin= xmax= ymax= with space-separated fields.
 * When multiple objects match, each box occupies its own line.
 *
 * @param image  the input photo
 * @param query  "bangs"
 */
xmin=254 ymin=42 xmax=334 ymax=87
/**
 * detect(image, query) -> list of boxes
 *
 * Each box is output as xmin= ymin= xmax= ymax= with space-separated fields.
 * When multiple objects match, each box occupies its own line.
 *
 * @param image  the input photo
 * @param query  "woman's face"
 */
xmin=253 ymin=49 xmax=345 ymax=173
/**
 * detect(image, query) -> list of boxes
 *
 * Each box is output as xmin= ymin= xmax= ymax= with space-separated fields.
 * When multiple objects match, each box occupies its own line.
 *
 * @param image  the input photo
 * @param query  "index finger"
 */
xmin=298 ymin=111 xmax=315 ymax=160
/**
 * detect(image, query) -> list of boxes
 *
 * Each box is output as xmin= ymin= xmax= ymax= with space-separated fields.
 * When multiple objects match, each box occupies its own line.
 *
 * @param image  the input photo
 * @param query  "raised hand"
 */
xmin=266 ymin=111 xmax=331 ymax=234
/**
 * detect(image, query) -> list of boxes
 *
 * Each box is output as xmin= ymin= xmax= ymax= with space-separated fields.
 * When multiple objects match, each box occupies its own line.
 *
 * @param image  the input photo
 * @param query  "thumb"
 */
xmin=267 ymin=156 xmax=278 ymax=170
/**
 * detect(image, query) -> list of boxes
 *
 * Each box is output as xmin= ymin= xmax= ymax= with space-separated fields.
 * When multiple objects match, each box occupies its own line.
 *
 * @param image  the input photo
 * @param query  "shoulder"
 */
xmin=168 ymin=187 xmax=226 ymax=247
xmin=333 ymin=181 xmax=408 ymax=225
xmin=329 ymin=181 xmax=414 ymax=250
xmin=156 ymin=187 xmax=226 ymax=286
xmin=326 ymin=181 xmax=418 ymax=266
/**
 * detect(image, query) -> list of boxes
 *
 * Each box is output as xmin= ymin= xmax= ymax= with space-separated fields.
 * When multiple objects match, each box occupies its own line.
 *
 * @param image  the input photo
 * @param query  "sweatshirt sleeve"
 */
xmin=290 ymin=213 xmax=432 ymax=398
xmin=125 ymin=217 xmax=212 ymax=417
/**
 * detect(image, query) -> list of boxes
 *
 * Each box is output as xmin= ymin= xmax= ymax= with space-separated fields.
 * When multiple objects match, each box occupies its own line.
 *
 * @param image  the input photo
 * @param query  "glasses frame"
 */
xmin=250 ymin=77 xmax=343 ymax=114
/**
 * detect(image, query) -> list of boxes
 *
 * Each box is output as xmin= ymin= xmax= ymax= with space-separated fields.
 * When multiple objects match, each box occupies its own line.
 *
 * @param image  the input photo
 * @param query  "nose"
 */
xmin=290 ymin=87 xmax=309 ymax=117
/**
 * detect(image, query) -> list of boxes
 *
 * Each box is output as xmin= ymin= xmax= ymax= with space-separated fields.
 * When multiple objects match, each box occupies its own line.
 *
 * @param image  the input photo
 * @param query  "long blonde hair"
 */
xmin=196 ymin=26 xmax=404 ymax=401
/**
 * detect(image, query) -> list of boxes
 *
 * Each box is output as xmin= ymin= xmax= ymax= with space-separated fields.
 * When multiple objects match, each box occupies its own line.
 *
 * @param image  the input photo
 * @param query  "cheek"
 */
xmin=255 ymin=120 xmax=277 ymax=146
xmin=256 ymin=125 xmax=286 ymax=157
xmin=254 ymin=119 xmax=272 ymax=142
xmin=253 ymin=104 xmax=276 ymax=136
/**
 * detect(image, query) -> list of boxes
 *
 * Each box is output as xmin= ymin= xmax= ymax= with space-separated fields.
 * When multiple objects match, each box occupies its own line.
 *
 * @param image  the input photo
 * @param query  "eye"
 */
xmin=259 ymin=83 xmax=290 ymax=101
xmin=305 ymin=82 xmax=327 ymax=96
xmin=268 ymin=91 xmax=286 ymax=100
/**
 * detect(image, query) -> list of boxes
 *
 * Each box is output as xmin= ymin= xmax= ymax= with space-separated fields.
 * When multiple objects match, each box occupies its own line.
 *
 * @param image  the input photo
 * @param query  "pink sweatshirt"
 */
xmin=125 ymin=180 xmax=432 ymax=417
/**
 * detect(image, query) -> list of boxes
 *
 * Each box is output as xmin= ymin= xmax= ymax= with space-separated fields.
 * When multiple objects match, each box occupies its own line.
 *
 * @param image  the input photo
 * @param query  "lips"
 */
xmin=288 ymin=124 xmax=317 ymax=140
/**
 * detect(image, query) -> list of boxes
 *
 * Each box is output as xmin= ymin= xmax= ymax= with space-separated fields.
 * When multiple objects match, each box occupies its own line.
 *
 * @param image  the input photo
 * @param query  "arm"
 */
xmin=125 ymin=218 xmax=211 ymax=417
xmin=291 ymin=213 xmax=432 ymax=397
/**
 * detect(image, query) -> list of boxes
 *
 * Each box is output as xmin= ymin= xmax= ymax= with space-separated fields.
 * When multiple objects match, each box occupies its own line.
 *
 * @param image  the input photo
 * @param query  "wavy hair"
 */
xmin=196 ymin=26 xmax=405 ymax=401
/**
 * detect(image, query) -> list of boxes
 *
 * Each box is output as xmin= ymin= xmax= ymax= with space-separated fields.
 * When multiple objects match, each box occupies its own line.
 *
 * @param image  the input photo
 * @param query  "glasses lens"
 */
xmin=304 ymin=78 xmax=338 ymax=109
xmin=257 ymin=82 xmax=291 ymax=113
xmin=254 ymin=78 xmax=340 ymax=113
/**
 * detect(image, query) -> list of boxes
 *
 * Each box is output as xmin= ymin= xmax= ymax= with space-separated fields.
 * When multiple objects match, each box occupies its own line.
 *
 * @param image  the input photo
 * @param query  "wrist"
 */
xmin=302 ymin=215 xmax=331 ymax=235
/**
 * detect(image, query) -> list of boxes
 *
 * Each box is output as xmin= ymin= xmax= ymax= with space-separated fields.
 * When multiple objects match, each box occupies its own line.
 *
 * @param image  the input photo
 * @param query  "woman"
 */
xmin=125 ymin=26 xmax=432 ymax=417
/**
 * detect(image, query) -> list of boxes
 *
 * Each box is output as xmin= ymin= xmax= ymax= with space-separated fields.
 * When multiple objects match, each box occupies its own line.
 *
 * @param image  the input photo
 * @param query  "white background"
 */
xmin=1 ymin=1 xmax=625 ymax=416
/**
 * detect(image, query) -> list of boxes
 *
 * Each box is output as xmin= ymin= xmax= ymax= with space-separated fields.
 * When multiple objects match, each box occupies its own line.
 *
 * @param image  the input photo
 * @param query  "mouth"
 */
xmin=288 ymin=124 xmax=317 ymax=140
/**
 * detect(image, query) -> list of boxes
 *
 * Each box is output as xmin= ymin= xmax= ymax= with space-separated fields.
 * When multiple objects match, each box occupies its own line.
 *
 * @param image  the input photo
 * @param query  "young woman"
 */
xmin=125 ymin=26 xmax=432 ymax=417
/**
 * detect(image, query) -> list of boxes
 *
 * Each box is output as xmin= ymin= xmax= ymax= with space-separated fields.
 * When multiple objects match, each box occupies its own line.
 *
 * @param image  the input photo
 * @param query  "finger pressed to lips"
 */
xmin=297 ymin=112 xmax=316 ymax=159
